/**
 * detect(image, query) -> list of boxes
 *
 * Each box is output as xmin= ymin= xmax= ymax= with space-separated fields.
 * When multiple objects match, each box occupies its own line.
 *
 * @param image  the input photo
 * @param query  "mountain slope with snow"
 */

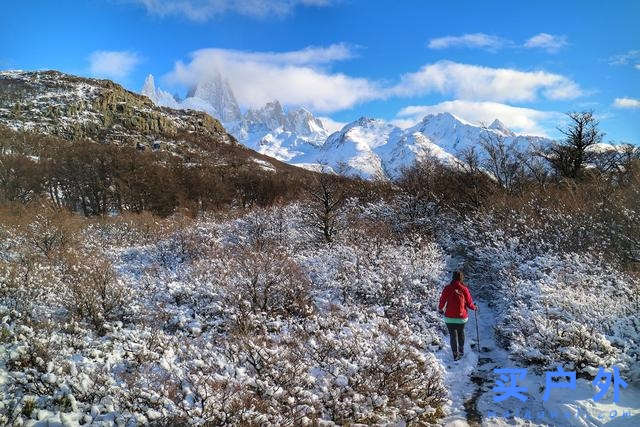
xmin=142 ymin=75 xmax=330 ymax=163
xmin=0 ymin=70 xmax=324 ymax=180
xmin=140 ymin=73 xmax=565 ymax=179
xmin=0 ymin=70 xmax=235 ymax=149
xmin=309 ymin=112 xmax=556 ymax=179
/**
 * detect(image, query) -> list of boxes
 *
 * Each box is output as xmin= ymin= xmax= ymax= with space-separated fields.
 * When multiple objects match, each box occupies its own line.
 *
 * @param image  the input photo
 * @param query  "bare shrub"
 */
xmin=479 ymin=129 xmax=526 ymax=193
xmin=217 ymin=246 xmax=313 ymax=318
xmin=90 ymin=210 xmax=162 ymax=246
xmin=304 ymin=174 xmax=349 ymax=243
xmin=152 ymin=213 xmax=212 ymax=269
xmin=13 ymin=199 xmax=80 ymax=260
xmin=61 ymin=254 xmax=128 ymax=333
xmin=306 ymin=317 xmax=447 ymax=424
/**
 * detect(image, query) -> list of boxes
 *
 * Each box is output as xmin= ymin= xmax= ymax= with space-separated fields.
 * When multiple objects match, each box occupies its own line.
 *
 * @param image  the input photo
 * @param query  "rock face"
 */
xmin=186 ymin=73 xmax=242 ymax=123
xmin=0 ymin=70 xmax=235 ymax=150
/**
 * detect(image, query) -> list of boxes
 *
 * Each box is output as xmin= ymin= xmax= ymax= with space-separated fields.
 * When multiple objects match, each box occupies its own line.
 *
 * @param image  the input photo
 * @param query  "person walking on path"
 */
xmin=438 ymin=270 xmax=477 ymax=361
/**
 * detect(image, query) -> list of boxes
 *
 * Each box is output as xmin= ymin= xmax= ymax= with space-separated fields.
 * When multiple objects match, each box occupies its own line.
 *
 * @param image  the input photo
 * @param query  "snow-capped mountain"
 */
xmin=186 ymin=73 xmax=242 ymax=123
xmin=403 ymin=113 xmax=548 ymax=155
xmin=141 ymin=75 xmax=329 ymax=162
xmin=317 ymin=117 xmax=402 ymax=179
xmin=140 ymin=74 xmax=557 ymax=179
xmin=229 ymin=100 xmax=329 ymax=161
xmin=310 ymin=113 xmax=552 ymax=179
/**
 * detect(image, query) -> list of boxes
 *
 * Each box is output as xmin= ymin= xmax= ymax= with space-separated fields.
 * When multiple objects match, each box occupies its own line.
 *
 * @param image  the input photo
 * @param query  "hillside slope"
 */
xmin=0 ymin=70 xmax=309 ymax=176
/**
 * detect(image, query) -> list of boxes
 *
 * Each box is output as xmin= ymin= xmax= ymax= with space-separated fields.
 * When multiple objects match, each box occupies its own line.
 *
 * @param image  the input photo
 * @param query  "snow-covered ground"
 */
xmin=440 ymin=297 xmax=640 ymax=426
xmin=1 ymin=199 xmax=638 ymax=425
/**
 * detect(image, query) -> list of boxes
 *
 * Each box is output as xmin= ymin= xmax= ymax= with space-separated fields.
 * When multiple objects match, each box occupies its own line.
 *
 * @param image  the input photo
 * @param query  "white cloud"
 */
xmin=427 ymin=33 xmax=569 ymax=53
xmin=162 ymin=48 xmax=584 ymax=116
xmin=394 ymin=100 xmax=560 ymax=136
xmin=609 ymin=50 xmax=640 ymax=66
xmin=165 ymin=45 xmax=381 ymax=113
xmin=133 ymin=0 xmax=332 ymax=20
xmin=89 ymin=50 xmax=141 ymax=79
xmin=636 ymin=64 xmax=640 ymax=70
xmin=317 ymin=116 xmax=347 ymax=133
xmin=427 ymin=33 xmax=508 ymax=51
xmin=613 ymin=97 xmax=640 ymax=109
xmin=524 ymin=33 xmax=568 ymax=53
xmin=194 ymin=43 xmax=354 ymax=66
xmin=391 ymin=60 xmax=582 ymax=102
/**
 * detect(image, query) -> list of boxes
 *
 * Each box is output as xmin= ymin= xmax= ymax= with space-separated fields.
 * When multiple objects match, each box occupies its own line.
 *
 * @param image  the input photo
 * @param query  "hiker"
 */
xmin=438 ymin=270 xmax=476 ymax=361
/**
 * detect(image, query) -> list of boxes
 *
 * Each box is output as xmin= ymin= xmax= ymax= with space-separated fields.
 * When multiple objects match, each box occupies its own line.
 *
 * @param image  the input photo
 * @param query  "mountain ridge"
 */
xmin=0 ymin=70 xmax=320 ymax=179
xmin=140 ymin=73 xmax=557 ymax=179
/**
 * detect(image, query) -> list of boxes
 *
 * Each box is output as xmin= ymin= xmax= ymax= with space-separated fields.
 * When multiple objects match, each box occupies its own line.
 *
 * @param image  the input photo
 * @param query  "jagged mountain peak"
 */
xmin=184 ymin=72 xmax=242 ymax=123
xmin=263 ymin=100 xmax=284 ymax=111
xmin=354 ymin=116 xmax=381 ymax=126
xmin=136 ymin=70 xmax=554 ymax=180
xmin=488 ymin=118 xmax=515 ymax=136
xmin=324 ymin=117 xmax=399 ymax=151
xmin=142 ymin=74 xmax=156 ymax=98
xmin=489 ymin=118 xmax=505 ymax=129
xmin=141 ymin=74 xmax=180 ymax=109
xmin=418 ymin=112 xmax=473 ymax=127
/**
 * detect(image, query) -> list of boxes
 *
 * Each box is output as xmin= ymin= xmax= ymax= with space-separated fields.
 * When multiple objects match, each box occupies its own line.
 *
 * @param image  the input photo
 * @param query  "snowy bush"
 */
xmin=60 ymin=254 xmax=129 ymax=333
xmin=426 ymin=202 xmax=640 ymax=380
xmin=303 ymin=314 xmax=447 ymax=424
xmin=13 ymin=201 xmax=80 ymax=260
xmin=214 ymin=245 xmax=314 ymax=318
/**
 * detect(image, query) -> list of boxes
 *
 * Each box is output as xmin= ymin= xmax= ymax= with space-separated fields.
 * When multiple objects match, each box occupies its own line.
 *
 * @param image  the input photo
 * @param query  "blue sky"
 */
xmin=1 ymin=0 xmax=639 ymax=140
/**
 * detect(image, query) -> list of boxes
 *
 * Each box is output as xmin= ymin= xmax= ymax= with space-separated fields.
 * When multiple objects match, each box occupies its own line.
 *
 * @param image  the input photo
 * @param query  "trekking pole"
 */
xmin=474 ymin=307 xmax=481 ymax=352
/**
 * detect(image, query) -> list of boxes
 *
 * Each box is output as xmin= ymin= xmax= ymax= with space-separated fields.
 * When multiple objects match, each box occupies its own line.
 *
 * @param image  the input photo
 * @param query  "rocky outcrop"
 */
xmin=0 ymin=70 xmax=234 ymax=150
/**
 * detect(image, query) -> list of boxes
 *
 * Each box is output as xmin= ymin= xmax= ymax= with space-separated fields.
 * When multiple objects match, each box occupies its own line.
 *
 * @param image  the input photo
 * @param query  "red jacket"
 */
xmin=438 ymin=280 xmax=476 ymax=318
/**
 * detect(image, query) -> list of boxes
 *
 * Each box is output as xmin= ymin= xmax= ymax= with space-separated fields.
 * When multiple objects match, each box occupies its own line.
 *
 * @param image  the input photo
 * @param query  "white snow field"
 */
xmin=1 ymin=199 xmax=639 ymax=425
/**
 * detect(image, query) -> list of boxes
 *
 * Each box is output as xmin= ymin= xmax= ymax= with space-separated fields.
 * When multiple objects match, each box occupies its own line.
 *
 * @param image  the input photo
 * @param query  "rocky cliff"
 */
xmin=0 ymin=70 xmax=235 ymax=151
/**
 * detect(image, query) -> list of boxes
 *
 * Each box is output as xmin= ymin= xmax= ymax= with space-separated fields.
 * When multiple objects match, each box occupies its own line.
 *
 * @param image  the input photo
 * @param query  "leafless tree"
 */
xmin=456 ymin=146 xmax=482 ymax=175
xmin=542 ymin=111 xmax=604 ymax=179
xmin=304 ymin=171 xmax=347 ymax=243
xmin=479 ymin=129 xmax=524 ymax=193
xmin=521 ymin=145 xmax=552 ymax=189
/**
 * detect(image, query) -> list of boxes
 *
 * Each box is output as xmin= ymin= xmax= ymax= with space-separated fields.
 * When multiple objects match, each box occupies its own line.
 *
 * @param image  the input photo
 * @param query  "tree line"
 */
xmin=1 ymin=110 xmax=639 ymax=224
xmin=0 ymin=125 xmax=311 ymax=216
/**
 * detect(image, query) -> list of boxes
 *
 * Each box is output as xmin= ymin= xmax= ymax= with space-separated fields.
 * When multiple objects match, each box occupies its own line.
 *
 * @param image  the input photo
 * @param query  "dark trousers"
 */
xmin=446 ymin=322 xmax=466 ymax=357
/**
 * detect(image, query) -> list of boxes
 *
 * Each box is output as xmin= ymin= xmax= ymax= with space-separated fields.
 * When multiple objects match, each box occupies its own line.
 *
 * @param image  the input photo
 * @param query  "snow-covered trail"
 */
xmin=438 ymin=296 xmax=502 ymax=427
xmin=437 ymin=286 xmax=640 ymax=427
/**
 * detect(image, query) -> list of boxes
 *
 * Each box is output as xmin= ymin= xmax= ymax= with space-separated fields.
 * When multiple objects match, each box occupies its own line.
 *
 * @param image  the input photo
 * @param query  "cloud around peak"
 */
xmin=161 ymin=45 xmax=583 ymax=117
xmin=165 ymin=44 xmax=380 ymax=113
